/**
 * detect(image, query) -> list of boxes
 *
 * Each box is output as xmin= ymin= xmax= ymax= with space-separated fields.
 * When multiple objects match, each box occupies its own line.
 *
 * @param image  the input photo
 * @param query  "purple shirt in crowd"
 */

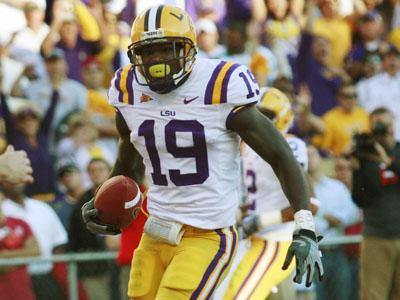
xmin=1 ymin=92 xmax=59 ymax=197
xmin=56 ymin=37 xmax=100 ymax=82
xmin=293 ymin=33 xmax=342 ymax=116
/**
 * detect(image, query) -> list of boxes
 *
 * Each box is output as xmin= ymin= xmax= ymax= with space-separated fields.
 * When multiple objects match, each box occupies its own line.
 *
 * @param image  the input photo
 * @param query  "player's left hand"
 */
xmin=282 ymin=229 xmax=324 ymax=287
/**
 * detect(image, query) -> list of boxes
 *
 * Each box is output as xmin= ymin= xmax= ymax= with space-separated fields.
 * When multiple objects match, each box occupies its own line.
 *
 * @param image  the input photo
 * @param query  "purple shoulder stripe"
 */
xmin=204 ymin=61 xmax=227 ymax=105
xmin=221 ymin=64 xmax=240 ymax=103
xmin=114 ymin=68 xmax=123 ymax=103
xmin=127 ymin=67 xmax=134 ymax=105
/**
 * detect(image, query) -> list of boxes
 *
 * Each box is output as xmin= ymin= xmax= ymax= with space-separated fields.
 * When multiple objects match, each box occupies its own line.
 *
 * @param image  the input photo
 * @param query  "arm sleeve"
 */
xmin=295 ymin=33 xmax=314 ymax=85
xmin=40 ymin=90 xmax=59 ymax=135
xmin=352 ymin=161 xmax=382 ymax=208
xmin=74 ymin=0 xmax=101 ymax=41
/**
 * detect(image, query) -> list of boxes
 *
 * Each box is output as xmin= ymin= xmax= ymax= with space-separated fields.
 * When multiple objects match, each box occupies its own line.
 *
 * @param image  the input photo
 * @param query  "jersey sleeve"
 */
xmin=108 ymin=64 xmax=135 ymax=108
xmin=286 ymin=136 xmax=308 ymax=171
xmin=215 ymin=63 xmax=261 ymax=127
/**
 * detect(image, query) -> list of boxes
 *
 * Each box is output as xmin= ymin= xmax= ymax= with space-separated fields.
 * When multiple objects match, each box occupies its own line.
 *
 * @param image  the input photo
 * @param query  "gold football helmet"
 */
xmin=127 ymin=5 xmax=197 ymax=93
xmin=258 ymin=87 xmax=294 ymax=133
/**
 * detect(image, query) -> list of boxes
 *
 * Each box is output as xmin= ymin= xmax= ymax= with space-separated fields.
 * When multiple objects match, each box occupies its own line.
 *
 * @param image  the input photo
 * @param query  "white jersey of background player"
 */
xmin=216 ymin=88 xmax=318 ymax=300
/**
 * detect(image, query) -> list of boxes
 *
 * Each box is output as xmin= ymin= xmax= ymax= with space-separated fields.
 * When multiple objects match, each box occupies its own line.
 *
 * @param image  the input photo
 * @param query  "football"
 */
xmin=94 ymin=175 xmax=142 ymax=229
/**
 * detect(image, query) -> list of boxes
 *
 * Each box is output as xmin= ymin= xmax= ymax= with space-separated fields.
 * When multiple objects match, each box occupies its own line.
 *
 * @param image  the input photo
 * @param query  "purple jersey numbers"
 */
xmin=138 ymin=119 xmax=209 ymax=186
xmin=239 ymin=70 xmax=260 ymax=99
xmin=138 ymin=120 xmax=168 ymax=185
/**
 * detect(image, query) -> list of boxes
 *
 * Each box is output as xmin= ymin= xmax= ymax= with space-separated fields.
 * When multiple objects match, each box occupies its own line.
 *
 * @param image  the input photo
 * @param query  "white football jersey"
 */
xmin=108 ymin=58 xmax=260 ymax=229
xmin=242 ymin=135 xmax=308 ymax=240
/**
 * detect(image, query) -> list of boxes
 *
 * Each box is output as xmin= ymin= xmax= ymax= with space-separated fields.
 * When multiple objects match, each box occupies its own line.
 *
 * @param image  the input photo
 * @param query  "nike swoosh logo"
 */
xmin=183 ymin=96 xmax=199 ymax=104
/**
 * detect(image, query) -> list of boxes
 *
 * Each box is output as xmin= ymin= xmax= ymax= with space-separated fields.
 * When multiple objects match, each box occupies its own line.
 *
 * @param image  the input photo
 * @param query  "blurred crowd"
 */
xmin=0 ymin=0 xmax=399 ymax=299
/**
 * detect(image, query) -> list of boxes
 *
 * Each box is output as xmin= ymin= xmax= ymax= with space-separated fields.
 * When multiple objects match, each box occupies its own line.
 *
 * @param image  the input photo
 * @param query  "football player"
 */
xmin=82 ymin=5 xmax=323 ymax=300
xmin=215 ymin=88 xmax=320 ymax=300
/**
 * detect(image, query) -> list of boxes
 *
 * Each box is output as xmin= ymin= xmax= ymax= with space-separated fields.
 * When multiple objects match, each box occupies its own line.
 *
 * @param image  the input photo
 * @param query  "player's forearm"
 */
xmin=109 ymin=138 xmax=145 ymax=184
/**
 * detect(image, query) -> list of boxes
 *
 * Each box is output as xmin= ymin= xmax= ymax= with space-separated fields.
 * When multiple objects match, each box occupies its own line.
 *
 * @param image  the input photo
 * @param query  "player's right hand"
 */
xmin=81 ymin=198 xmax=121 ymax=235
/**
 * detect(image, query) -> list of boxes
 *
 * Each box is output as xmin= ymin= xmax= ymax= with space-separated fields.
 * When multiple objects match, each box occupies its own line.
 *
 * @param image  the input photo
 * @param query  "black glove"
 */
xmin=239 ymin=214 xmax=261 ymax=239
xmin=81 ymin=198 xmax=121 ymax=235
xmin=282 ymin=229 xmax=324 ymax=287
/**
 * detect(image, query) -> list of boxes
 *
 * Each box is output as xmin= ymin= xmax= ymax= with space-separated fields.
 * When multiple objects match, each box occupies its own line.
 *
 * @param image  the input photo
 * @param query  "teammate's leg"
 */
xmin=223 ymin=239 xmax=294 ymax=300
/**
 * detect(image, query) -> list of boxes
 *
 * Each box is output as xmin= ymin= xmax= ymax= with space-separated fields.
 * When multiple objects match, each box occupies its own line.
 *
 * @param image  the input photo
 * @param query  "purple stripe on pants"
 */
xmin=190 ymin=229 xmax=227 ymax=300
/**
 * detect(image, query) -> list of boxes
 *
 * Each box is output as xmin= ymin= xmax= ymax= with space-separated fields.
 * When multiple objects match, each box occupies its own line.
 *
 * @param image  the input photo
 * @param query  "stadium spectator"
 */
xmin=56 ymin=113 xmax=114 ymax=188
xmin=221 ymin=20 xmax=278 ymax=85
xmin=81 ymin=57 xmax=118 ymax=153
xmin=0 ymin=86 xmax=59 ymax=200
xmin=345 ymin=12 xmax=387 ymax=82
xmin=264 ymin=0 xmax=301 ymax=79
xmin=294 ymin=2 xmax=350 ymax=117
xmin=196 ymin=18 xmax=225 ymax=59
xmin=52 ymin=163 xmax=85 ymax=230
xmin=41 ymin=0 xmax=102 ymax=82
xmin=357 ymin=47 xmax=400 ymax=141
xmin=23 ymin=48 xmax=87 ymax=145
xmin=312 ymin=0 xmax=352 ymax=67
xmin=1 ymin=182 xmax=68 ymax=300
xmin=0 ymin=145 xmax=33 ymax=184
xmin=9 ymin=1 xmax=49 ymax=80
xmin=0 ymin=39 xmax=24 ymax=95
xmin=0 ymin=204 xmax=40 ymax=300
xmin=298 ymin=83 xmax=370 ymax=155
xmin=334 ymin=156 xmax=363 ymax=300
xmin=307 ymin=144 xmax=359 ymax=300
xmin=68 ymin=158 xmax=113 ymax=300
xmin=352 ymin=107 xmax=400 ymax=300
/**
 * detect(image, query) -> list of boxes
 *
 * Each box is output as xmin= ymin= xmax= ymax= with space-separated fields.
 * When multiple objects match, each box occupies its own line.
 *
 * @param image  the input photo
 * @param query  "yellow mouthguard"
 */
xmin=149 ymin=64 xmax=171 ymax=78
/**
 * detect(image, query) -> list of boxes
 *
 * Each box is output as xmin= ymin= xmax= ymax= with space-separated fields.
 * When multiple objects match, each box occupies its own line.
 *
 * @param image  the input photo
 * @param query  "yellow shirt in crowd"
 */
xmin=313 ymin=106 xmax=369 ymax=155
xmin=313 ymin=17 xmax=352 ymax=67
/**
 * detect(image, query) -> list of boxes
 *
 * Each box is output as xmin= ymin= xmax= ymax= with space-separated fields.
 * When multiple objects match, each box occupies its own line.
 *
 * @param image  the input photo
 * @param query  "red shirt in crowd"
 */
xmin=0 ymin=217 xmax=35 ymax=300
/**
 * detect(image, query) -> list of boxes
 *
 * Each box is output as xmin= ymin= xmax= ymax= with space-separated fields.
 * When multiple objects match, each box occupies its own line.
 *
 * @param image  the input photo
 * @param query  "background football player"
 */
xmin=216 ymin=88 xmax=320 ymax=300
xmin=82 ymin=5 xmax=323 ymax=300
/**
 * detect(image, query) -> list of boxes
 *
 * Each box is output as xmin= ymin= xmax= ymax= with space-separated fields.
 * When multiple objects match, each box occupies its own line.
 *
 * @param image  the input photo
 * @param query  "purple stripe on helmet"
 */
xmin=221 ymin=64 xmax=240 ymax=104
xmin=114 ymin=68 xmax=123 ymax=103
xmin=190 ymin=229 xmax=226 ymax=300
xmin=233 ymin=240 xmax=268 ymax=300
xmin=207 ymin=226 xmax=238 ymax=299
xmin=127 ymin=67 xmax=134 ymax=105
xmin=204 ymin=61 xmax=227 ymax=105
